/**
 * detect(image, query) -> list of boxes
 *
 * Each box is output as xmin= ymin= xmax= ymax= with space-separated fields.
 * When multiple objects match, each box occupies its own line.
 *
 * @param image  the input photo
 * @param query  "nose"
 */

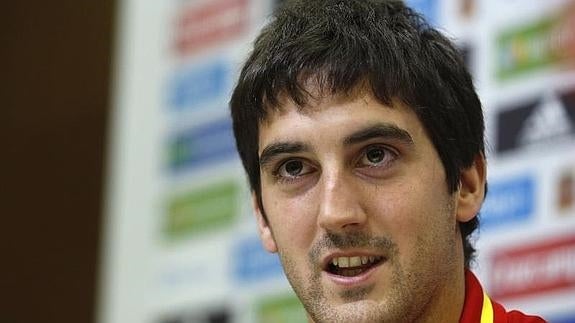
xmin=317 ymin=170 xmax=367 ymax=231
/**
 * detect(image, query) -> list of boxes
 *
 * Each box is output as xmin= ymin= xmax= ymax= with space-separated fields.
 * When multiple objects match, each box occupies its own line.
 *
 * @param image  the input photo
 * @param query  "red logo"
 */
xmin=489 ymin=233 xmax=575 ymax=300
xmin=174 ymin=0 xmax=249 ymax=56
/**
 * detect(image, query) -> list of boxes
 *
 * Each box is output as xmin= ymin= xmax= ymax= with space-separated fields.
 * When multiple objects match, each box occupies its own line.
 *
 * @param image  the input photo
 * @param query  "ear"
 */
xmin=252 ymin=192 xmax=278 ymax=253
xmin=456 ymin=154 xmax=487 ymax=223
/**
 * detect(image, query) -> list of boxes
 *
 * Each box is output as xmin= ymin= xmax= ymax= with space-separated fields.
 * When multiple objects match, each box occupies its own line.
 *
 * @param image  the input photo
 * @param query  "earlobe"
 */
xmin=252 ymin=193 xmax=278 ymax=253
xmin=456 ymin=154 xmax=487 ymax=223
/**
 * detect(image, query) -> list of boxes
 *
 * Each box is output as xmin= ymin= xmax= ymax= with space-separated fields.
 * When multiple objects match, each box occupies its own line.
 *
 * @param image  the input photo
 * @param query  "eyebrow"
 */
xmin=343 ymin=123 xmax=414 ymax=146
xmin=259 ymin=142 xmax=310 ymax=169
xmin=258 ymin=123 xmax=414 ymax=169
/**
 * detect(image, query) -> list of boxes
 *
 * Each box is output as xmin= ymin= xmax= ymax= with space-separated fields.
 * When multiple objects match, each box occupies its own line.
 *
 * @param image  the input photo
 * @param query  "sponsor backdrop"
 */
xmin=99 ymin=0 xmax=575 ymax=322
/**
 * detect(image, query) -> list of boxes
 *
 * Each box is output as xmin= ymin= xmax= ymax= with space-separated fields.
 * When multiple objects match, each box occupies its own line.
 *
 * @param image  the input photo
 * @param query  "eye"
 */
xmin=358 ymin=145 xmax=397 ymax=168
xmin=366 ymin=147 xmax=385 ymax=164
xmin=275 ymin=159 xmax=315 ymax=182
xmin=281 ymin=160 xmax=304 ymax=176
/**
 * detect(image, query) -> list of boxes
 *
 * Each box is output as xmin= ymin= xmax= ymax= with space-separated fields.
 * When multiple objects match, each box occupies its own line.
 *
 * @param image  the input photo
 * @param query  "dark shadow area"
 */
xmin=0 ymin=1 xmax=115 ymax=322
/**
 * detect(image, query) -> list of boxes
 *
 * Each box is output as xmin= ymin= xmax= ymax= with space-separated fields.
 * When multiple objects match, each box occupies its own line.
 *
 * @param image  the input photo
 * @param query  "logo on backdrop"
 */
xmin=479 ymin=174 xmax=535 ymax=230
xmin=163 ymin=179 xmax=239 ymax=240
xmin=489 ymin=233 xmax=575 ymax=300
xmin=556 ymin=164 xmax=575 ymax=216
xmin=257 ymin=293 xmax=307 ymax=323
xmin=548 ymin=314 xmax=575 ymax=323
xmin=173 ymin=0 xmax=249 ymax=56
xmin=496 ymin=88 xmax=575 ymax=154
xmin=405 ymin=0 xmax=438 ymax=26
xmin=167 ymin=116 xmax=237 ymax=173
xmin=167 ymin=60 xmax=231 ymax=112
xmin=458 ymin=0 xmax=476 ymax=20
xmin=233 ymin=236 xmax=284 ymax=283
xmin=496 ymin=2 xmax=575 ymax=81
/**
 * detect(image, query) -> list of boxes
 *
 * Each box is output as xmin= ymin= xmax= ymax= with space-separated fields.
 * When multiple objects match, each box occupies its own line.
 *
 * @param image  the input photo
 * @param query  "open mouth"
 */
xmin=325 ymin=256 xmax=385 ymax=277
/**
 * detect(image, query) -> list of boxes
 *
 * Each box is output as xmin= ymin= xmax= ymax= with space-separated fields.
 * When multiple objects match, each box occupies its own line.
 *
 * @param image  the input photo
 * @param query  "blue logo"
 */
xmin=167 ymin=59 xmax=231 ymax=111
xmin=167 ymin=116 xmax=238 ymax=172
xmin=233 ymin=236 xmax=283 ymax=283
xmin=480 ymin=175 xmax=535 ymax=230
xmin=405 ymin=0 xmax=438 ymax=26
xmin=551 ymin=315 xmax=575 ymax=323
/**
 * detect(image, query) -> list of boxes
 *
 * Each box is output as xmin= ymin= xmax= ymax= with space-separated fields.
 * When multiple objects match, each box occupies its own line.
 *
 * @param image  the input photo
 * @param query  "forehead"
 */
xmin=258 ymin=93 xmax=428 ymax=151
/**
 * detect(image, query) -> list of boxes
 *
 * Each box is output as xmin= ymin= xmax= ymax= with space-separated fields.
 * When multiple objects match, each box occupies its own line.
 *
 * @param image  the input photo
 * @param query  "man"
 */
xmin=230 ymin=0 xmax=546 ymax=322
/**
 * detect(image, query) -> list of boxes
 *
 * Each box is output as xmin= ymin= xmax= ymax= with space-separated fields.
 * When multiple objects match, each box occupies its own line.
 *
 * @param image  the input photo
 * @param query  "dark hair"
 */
xmin=230 ymin=0 xmax=485 ymax=268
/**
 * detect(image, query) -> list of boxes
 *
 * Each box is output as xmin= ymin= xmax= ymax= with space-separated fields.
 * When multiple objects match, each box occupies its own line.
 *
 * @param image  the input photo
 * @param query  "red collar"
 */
xmin=460 ymin=269 xmax=492 ymax=323
xmin=459 ymin=270 xmax=546 ymax=323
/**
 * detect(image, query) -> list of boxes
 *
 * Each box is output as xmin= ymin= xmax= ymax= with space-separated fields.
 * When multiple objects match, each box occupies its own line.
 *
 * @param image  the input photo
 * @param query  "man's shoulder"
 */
xmin=492 ymin=300 xmax=547 ymax=323
xmin=463 ymin=270 xmax=547 ymax=323
xmin=506 ymin=310 xmax=547 ymax=323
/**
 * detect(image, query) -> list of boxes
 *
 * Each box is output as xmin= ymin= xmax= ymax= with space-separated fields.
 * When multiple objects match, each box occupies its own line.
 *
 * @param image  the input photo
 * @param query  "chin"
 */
xmin=305 ymin=299 xmax=399 ymax=323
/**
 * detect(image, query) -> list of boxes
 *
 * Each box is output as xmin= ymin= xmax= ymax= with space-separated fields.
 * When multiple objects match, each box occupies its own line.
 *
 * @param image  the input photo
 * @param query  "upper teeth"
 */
xmin=331 ymin=256 xmax=380 ymax=268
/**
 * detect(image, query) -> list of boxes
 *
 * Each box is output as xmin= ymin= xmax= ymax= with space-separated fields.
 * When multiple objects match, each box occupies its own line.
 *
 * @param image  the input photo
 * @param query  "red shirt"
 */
xmin=460 ymin=270 xmax=547 ymax=323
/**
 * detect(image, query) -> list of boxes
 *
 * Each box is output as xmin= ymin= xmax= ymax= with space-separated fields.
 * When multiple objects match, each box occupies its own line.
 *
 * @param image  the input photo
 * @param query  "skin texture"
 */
xmin=254 ymin=91 xmax=486 ymax=323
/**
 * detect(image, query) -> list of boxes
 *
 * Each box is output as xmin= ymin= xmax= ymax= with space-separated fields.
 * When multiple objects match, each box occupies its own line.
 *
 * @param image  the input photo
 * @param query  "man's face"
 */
xmin=255 ymin=92 xmax=473 ymax=322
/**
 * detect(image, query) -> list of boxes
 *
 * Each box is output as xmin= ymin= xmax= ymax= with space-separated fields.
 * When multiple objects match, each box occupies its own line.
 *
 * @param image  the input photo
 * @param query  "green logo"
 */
xmin=164 ymin=179 xmax=239 ymax=240
xmin=496 ymin=8 xmax=574 ymax=81
xmin=257 ymin=293 xmax=307 ymax=323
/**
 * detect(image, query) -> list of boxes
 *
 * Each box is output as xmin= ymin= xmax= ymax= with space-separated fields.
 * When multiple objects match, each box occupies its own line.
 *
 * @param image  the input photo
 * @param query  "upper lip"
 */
xmin=321 ymin=250 xmax=386 ymax=270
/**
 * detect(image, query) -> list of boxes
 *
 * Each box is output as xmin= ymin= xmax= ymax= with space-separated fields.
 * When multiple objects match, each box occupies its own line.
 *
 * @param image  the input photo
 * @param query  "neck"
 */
xmin=414 ymin=266 xmax=466 ymax=323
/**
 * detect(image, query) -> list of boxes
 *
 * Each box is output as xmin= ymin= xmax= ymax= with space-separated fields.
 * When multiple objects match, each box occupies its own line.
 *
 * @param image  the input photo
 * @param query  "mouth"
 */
xmin=324 ymin=255 xmax=385 ymax=277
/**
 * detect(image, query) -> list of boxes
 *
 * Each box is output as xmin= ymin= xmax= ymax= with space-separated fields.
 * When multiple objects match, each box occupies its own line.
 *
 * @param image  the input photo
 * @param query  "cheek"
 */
xmin=370 ymin=180 xmax=443 ymax=249
xmin=262 ymin=189 xmax=318 ymax=251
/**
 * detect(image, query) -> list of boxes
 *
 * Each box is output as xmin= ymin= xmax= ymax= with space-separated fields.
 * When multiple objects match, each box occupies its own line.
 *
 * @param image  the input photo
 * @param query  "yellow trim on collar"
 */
xmin=481 ymin=292 xmax=494 ymax=323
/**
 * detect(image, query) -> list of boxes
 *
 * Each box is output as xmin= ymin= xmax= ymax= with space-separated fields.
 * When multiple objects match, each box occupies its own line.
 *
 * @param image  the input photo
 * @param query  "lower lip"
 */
xmin=323 ymin=262 xmax=384 ymax=287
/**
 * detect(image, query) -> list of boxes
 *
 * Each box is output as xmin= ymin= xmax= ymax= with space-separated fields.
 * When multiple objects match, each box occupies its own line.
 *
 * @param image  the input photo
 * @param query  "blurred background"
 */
xmin=2 ymin=1 xmax=113 ymax=323
xmin=2 ymin=0 xmax=575 ymax=322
